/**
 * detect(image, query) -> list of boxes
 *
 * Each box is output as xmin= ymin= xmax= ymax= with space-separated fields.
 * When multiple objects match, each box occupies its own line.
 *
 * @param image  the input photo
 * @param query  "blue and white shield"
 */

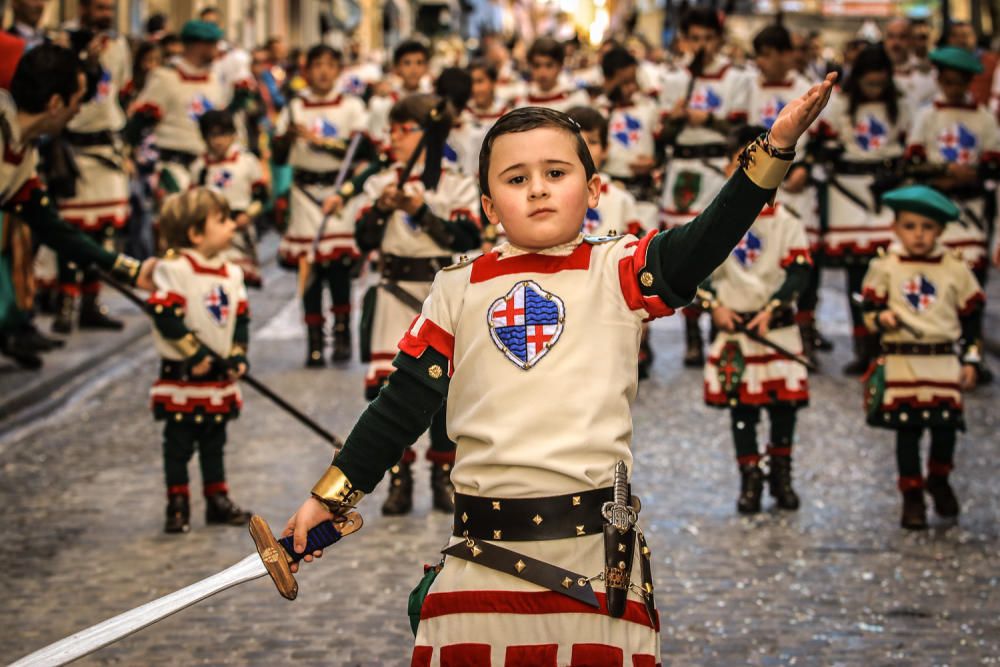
xmin=204 ymin=284 xmax=231 ymax=326
xmin=902 ymin=274 xmax=936 ymax=312
xmin=488 ymin=281 xmax=565 ymax=370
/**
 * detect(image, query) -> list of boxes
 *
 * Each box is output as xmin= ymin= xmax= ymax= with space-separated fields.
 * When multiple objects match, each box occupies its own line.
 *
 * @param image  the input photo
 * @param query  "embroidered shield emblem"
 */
xmin=212 ymin=170 xmax=233 ymax=190
xmin=611 ymin=113 xmax=642 ymax=147
xmin=188 ymin=94 xmax=215 ymax=121
xmin=733 ymin=230 xmax=763 ymax=268
xmin=311 ymin=117 xmax=339 ymax=138
xmin=204 ymin=284 xmax=230 ymax=326
xmin=759 ymin=97 xmax=785 ymax=129
xmin=689 ymin=85 xmax=722 ymax=112
xmin=717 ymin=341 xmax=745 ymax=398
xmin=582 ymin=207 xmax=601 ymax=234
xmin=672 ymin=171 xmax=702 ymax=213
xmin=902 ymin=274 xmax=936 ymax=312
xmin=488 ymin=281 xmax=565 ymax=370
xmin=854 ymin=114 xmax=887 ymax=151
xmin=938 ymin=123 xmax=977 ymax=164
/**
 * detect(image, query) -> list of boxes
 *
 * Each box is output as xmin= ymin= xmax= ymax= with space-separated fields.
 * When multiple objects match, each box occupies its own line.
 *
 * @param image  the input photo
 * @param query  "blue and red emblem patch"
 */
xmin=488 ymin=281 xmax=565 ymax=370
xmin=204 ymin=284 xmax=231 ymax=326
xmin=938 ymin=123 xmax=978 ymax=164
xmin=582 ymin=208 xmax=601 ymax=234
xmin=187 ymin=94 xmax=215 ymax=121
xmin=733 ymin=230 xmax=763 ymax=268
xmin=212 ymin=170 xmax=233 ymax=190
xmin=902 ymin=274 xmax=936 ymax=312
xmin=689 ymin=86 xmax=722 ymax=112
xmin=611 ymin=113 xmax=642 ymax=147
xmin=759 ymin=97 xmax=785 ymax=129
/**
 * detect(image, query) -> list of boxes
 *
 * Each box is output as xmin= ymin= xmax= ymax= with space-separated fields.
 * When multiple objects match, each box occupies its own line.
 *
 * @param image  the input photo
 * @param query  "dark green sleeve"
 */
xmin=653 ymin=168 xmax=777 ymax=304
xmin=333 ymin=348 xmax=449 ymax=493
xmin=770 ymin=262 xmax=811 ymax=305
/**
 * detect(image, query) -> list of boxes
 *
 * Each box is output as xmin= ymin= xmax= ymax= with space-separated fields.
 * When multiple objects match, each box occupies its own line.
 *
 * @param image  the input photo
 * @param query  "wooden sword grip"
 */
xmin=249 ymin=513 xmax=363 ymax=600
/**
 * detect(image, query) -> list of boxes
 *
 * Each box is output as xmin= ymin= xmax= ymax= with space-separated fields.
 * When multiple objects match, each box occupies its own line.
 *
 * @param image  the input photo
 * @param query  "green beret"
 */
xmin=881 ymin=185 xmax=960 ymax=226
xmin=929 ymin=46 xmax=984 ymax=74
xmin=180 ymin=20 xmax=224 ymax=43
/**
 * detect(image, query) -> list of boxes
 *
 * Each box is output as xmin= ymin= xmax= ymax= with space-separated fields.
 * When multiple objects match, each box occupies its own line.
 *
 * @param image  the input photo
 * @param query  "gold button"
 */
xmin=471 ymin=545 xmax=483 ymax=557
xmin=562 ymin=577 xmax=573 ymax=589
xmin=194 ymin=414 xmax=203 ymax=423
xmin=155 ymin=305 xmax=164 ymax=314
xmin=640 ymin=271 xmax=654 ymax=287
xmin=428 ymin=364 xmax=443 ymax=379
xmin=572 ymin=495 xmax=581 ymax=506
xmin=40 ymin=196 xmax=49 ymax=206
xmin=514 ymin=560 xmax=526 ymax=573
xmin=493 ymin=529 xmax=502 ymax=540
xmin=491 ymin=501 xmax=501 ymax=510
xmin=461 ymin=512 xmax=468 ymax=523
xmin=532 ymin=514 xmax=543 ymax=525
xmin=618 ymin=543 xmax=626 ymax=553
xmin=215 ymin=415 xmax=223 ymax=422
xmin=576 ymin=525 xmax=586 ymax=536
xmin=174 ymin=413 xmax=183 ymax=422
xmin=642 ymin=546 xmax=651 ymax=556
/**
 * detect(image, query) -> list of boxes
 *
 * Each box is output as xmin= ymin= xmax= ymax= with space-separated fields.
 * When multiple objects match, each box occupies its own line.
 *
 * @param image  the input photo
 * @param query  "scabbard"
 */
xmin=636 ymin=530 xmax=656 ymax=626
xmin=603 ymin=523 xmax=636 ymax=618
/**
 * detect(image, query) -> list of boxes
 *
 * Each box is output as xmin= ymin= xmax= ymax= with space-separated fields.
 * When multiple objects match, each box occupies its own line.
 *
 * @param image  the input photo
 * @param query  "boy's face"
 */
xmin=396 ymin=52 xmax=428 ymax=90
xmin=189 ymin=209 xmax=236 ymax=256
xmin=684 ymin=26 xmax=721 ymax=59
xmin=483 ymin=126 xmax=601 ymax=250
xmin=307 ymin=54 xmax=341 ymax=94
xmin=206 ymin=131 xmax=235 ymax=158
xmin=580 ymin=128 xmax=606 ymax=168
xmin=858 ymin=70 xmax=889 ymax=100
xmin=937 ymin=68 xmax=973 ymax=102
xmin=892 ymin=211 xmax=944 ymax=257
xmin=389 ymin=120 xmax=423 ymax=164
xmin=470 ymin=68 xmax=496 ymax=108
xmin=754 ymin=47 xmax=790 ymax=82
xmin=606 ymin=64 xmax=638 ymax=102
xmin=529 ymin=55 xmax=561 ymax=91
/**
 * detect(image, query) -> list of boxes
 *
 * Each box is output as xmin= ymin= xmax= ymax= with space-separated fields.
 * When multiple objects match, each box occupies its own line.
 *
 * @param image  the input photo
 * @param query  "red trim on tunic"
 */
xmin=690 ymin=64 xmax=730 ymax=80
xmin=572 ymin=644 xmax=624 ymax=666
xmin=398 ymin=316 xmax=455 ymax=371
xmin=885 ymin=380 xmax=960 ymax=390
xmin=880 ymin=396 xmax=961 ymax=411
xmin=959 ymin=291 xmax=985 ymax=315
xmin=903 ymin=144 xmax=927 ymax=161
xmin=150 ymin=388 xmax=242 ymax=414
xmin=439 ymin=643 xmax=491 ymax=666
xmin=299 ymin=94 xmax=344 ymax=108
xmin=705 ymin=379 xmax=810 ymax=406
xmin=618 ymin=231 xmax=674 ymax=320
xmin=933 ymin=100 xmax=978 ymax=110
xmin=59 ymin=198 xmax=129 ymax=210
xmin=426 ymin=449 xmax=456 ymax=465
xmin=411 ymin=646 xmax=433 ymax=667
xmin=9 ymin=176 xmax=43 ymax=204
xmin=420 ymin=590 xmax=660 ymax=631
xmin=860 ymin=286 xmax=887 ymax=305
xmin=130 ymin=102 xmax=163 ymax=120
xmin=148 ymin=291 xmax=186 ymax=307
xmin=631 ymin=655 xmax=658 ymax=667
xmin=175 ymin=69 xmax=210 ymax=83
xmin=470 ymin=243 xmax=593 ymax=283
xmin=236 ymin=300 xmax=249 ymax=316
xmin=62 ymin=213 xmax=128 ymax=232
xmin=504 ymin=644 xmax=558 ymax=666
xmin=897 ymin=255 xmax=943 ymax=264
xmin=823 ymin=239 xmax=892 ymax=257
xmin=780 ymin=248 xmax=812 ymax=268
xmin=183 ymin=253 xmax=229 ymax=277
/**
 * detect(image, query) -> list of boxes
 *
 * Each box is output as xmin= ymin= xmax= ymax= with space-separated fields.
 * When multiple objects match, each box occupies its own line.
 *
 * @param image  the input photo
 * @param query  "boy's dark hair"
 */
xmin=198 ymin=6 xmax=218 ymax=19
xmin=146 ymin=13 xmax=167 ymax=35
xmin=753 ymin=24 xmax=792 ymax=55
xmin=478 ymin=107 xmax=597 ymax=198
xmin=600 ymin=46 xmax=638 ymax=80
xmin=10 ymin=44 xmax=83 ymax=114
xmin=435 ymin=67 xmax=472 ymax=113
xmin=844 ymin=44 xmax=899 ymax=124
xmin=393 ymin=39 xmax=430 ymax=65
xmin=566 ymin=106 xmax=609 ymax=149
xmin=469 ymin=57 xmax=498 ymax=82
xmin=680 ymin=7 xmax=723 ymax=35
xmin=527 ymin=37 xmax=565 ymax=65
xmin=198 ymin=109 xmax=237 ymax=139
xmin=159 ymin=188 xmax=230 ymax=250
xmin=389 ymin=93 xmax=455 ymax=129
xmin=306 ymin=44 xmax=342 ymax=68
xmin=159 ymin=33 xmax=180 ymax=51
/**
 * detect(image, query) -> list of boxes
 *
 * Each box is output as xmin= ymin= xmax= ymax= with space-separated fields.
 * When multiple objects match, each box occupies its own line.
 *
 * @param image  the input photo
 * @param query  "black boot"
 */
xmin=52 ymin=291 xmax=75 ymax=334
xmin=737 ymin=463 xmax=765 ymax=514
xmin=331 ymin=313 xmax=351 ymax=363
xmin=430 ymin=462 xmax=455 ymax=512
xmin=812 ymin=328 xmax=834 ymax=352
xmin=843 ymin=335 xmax=876 ymax=376
xmin=382 ymin=461 xmax=414 ymax=515
xmin=900 ymin=488 xmax=928 ymax=530
xmin=79 ymin=292 xmax=123 ymax=330
xmin=19 ymin=322 xmax=64 ymax=350
xmin=683 ymin=316 xmax=704 ymax=368
xmin=205 ymin=492 xmax=252 ymax=526
xmin=798 ymin=323 xmax=820 ymax=367
xmin=306 ymin=324 xmax=325 ymax=368
xmin=925 ymin=475 xmax=960 ymax=518
xmin=768 ymin=455 xmax=800 ymax=510
xmin=164 ymin=494 xmax=191 ymax=533
xmin=0 ymin=332 xmax=43 ymax=369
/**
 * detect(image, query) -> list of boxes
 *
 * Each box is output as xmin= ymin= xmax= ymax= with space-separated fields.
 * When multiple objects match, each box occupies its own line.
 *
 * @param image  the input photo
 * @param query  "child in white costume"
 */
xmin=285 ymin=77 xmax=835 ymax=665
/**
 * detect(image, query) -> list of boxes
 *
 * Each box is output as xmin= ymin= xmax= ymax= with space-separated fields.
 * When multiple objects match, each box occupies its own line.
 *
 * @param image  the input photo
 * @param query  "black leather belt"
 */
xmin=159 ymin=359 xmax=231 ymax=382
xmin=294 ymin=169 xmax=337 ymax=187
xmin=382 ymin=254 xmax=451 ymax=282
xmin=835 ymin=158 xmax=899 ymax=175
xmin=65 ymin=130 xmax=116 ymax=147
xmin=882 ymin=342 xmax=955 ymax=355
xmin=453 ymin=487 xmax=619 ymax=542
xmin=735 ymin=307 xmax=795 ymax=330
xmin=673 ymin=143 xmax=728 ymax=160
xmin=159 ymin=148 xmax=198 ymax=168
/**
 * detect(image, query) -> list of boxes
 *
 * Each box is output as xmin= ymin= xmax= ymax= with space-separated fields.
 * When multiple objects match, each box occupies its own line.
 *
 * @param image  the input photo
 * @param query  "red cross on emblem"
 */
xmin=526 ymin=325 xmax=554 ymax=351
xmin=492 ymin=295 xmax=524 ymax=326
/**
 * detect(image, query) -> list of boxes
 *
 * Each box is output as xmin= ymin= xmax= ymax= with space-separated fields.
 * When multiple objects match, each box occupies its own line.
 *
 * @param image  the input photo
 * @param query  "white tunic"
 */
xmin=595 ymin=96 xmax=659 ymax=182
xmin=512 ymin=83 xmax=591 ymax=114
xmin=582 ymin=178 xmax=643 ymax=238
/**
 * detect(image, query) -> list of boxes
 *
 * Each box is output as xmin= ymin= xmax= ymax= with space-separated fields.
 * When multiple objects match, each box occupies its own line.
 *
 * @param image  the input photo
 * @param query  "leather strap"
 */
xmin=673 ymin=143 xmax=728 ymax=160
xmin=454 ymin=488 xmax=618 ymax=542
xmin=294 ymin=169 xmax=339 ymax=187
xmin=442 ymin=538 xmax=600 ymax=608
xmin=834 ymin=158 xmax=899 ymax=175
xmin=65 ymin=130 xmax=116 ymax=147
xmin=378 ymin=281 xmax=425 ymax=313
xmin=882 ymin=342 xmax=955 ymax=356
xmin=381 ymin=254 xmax=451 ymax=283
xmin=159 ymin=148 xmax=198 ymax=168
xmin=734 ymin=308 xmax=795 ymax=330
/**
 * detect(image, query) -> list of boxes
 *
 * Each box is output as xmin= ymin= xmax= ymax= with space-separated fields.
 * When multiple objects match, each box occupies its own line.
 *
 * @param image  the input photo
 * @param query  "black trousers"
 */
xmin=730 ymin=404 xmax=798 ymax=461
xmin=163 ymin=420 xmax=228 ymax=489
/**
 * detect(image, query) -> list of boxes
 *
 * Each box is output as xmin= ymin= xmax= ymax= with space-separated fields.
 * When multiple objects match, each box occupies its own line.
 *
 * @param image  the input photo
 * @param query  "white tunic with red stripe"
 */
xmin=276 ymin=90 xmax=369 ymax=265
xmin=400 ymin=233 xmax=673 ymax=666
xmin=512 ymin=83 xmax=591 ymax=114
xmin=816 ymin=94 xmax=910 ymax=259
xmin=59 ymin=32 xmax=130 ymax=235
xmin=147 ymin=250 xmax=248 ymax=417
xmin=360 ymin=164 xmax=480 ymax=391
xmin=658 ymin=57 xmax=750 ymax=228
xmin=907 ymin=97 xmax=1000 ymax=271
xmin=704 ymin=205 xmax=812 ymax=407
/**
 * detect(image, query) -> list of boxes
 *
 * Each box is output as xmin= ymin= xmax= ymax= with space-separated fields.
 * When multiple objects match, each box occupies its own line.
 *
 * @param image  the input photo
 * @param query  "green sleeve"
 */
xmin=770 ymin=262 xmax=811 ymax=306
xmin=652 ymin=168 xmax=778 ymax=304
xmin=333 ymin=348 xmax=449 ymax=493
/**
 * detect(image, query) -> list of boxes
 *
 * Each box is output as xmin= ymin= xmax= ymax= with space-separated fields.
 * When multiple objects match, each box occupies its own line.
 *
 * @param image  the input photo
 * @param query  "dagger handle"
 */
xmin=277 ymin=520 xmax=342 ymax=563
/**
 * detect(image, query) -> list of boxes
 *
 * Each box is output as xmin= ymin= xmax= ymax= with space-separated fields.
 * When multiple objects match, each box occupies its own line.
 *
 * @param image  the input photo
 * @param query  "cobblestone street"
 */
xmin=1 ymin=263 xmax=997 ymax=666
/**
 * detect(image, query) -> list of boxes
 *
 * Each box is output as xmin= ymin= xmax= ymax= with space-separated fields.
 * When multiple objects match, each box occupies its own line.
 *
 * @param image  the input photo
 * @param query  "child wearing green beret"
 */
xmin=859 ymin=185 xmax=985 ymax=530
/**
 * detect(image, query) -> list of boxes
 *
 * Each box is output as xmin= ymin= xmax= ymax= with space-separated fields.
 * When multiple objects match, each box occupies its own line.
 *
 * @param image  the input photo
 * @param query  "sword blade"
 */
xmin=11 ymin=554 xmax=267 ymax=667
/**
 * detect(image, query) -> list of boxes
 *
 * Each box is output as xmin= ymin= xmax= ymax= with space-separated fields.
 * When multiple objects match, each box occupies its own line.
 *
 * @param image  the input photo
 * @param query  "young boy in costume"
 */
xmin=368 ymin=40 xmax=433 ymax=147
xmin=191 ymin=110 xmax=269 ymax=288
xmin=513 ymin=37 xmax=590 ymax=112
xmin=699 ymin=125 xmax=813 ymax=514
xmin=273 ymin=45 xmax=372 ymax=366
xmin=284 ymin=77 xmax=835 ymax=663
xmin=148 ymin=188 xmax=253 ymax=534
xmin=859 ymin=185 xmax=984 ymax=530
xmin=354 ymin=93 xmax=481 ymax=516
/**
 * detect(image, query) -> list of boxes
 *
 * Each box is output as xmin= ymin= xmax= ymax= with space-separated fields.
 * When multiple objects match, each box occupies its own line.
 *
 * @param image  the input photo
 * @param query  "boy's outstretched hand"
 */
xmin=768 ymin=72 xmax=837 ymax=150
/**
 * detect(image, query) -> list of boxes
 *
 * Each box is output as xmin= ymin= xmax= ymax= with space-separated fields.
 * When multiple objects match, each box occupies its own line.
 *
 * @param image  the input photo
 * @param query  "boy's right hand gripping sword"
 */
xmin=602 ymin=460 xmax=638 ymax=618
xmin=9 ymin=513 xmax=362 ymax=667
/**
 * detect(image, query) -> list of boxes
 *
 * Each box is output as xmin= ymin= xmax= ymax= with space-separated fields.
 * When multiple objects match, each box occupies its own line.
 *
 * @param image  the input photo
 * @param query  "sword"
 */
xmin=734 ymin=321 xmax=818 ymax=371
xmin=850 ymin=293 xmax=925 ymax=339
xmin=10 ymin=514 xmax=362 ymax=667
xmin=601 ymin=460 xmax=638 ymax=619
